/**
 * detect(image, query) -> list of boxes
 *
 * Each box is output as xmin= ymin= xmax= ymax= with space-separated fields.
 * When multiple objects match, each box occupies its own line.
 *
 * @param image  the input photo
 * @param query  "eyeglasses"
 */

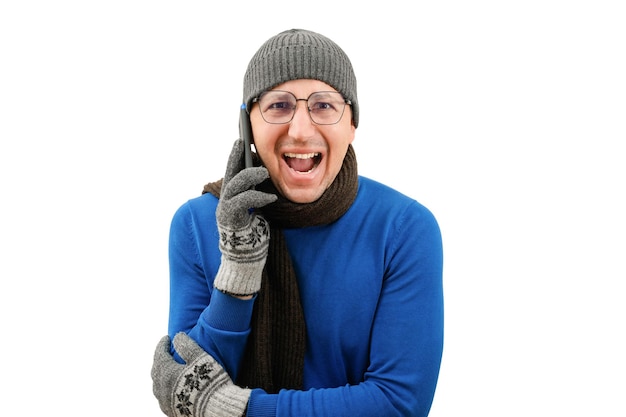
xmin=252 ymin=90 xmax=351 ymax=125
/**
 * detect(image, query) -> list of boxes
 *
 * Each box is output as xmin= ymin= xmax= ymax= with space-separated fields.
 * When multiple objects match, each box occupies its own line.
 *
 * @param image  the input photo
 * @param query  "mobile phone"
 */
xmin=239 ymin=103 xmax=253 ymax=168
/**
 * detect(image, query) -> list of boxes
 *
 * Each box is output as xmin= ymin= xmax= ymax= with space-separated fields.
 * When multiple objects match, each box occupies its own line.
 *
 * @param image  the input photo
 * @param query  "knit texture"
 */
xmin=214 ymin=214 xmax=270 ymax=296
xmin=202 ymin=145 xmax=358 ymax=393
xmin=152 ymin=333 xmax=251 ymax=417
xmin=242 ymin=28 xmax=359 ymax=127
xmin=213 ymin=141 xmax=277 ymax=296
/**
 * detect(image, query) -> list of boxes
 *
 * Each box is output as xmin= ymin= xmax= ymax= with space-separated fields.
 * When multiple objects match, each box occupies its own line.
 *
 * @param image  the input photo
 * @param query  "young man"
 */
xmin=152 ymin=29 xmax=444 ymax=417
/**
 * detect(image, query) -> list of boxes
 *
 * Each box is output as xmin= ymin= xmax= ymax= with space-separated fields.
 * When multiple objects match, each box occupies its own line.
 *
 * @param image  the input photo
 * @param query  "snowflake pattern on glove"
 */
xmin=219 ymin=215 xmax=269 ymax=253
xmin=175 ymin=362 xmax=213 ymax=416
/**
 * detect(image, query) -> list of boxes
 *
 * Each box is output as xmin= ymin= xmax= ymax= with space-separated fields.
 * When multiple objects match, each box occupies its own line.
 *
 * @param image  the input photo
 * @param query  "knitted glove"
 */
xmin=214 ymin=139 xmax=277 ymax=296
xmin=152 ymin=332 xmax=251 ymax=417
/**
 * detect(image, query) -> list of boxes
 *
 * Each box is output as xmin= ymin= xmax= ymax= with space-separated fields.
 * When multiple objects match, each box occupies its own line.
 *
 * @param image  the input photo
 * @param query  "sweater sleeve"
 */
xmin=247 ymin=200 xmax=444 ymax=416
xmin=167 ymin=198 xmax=254 ymax=379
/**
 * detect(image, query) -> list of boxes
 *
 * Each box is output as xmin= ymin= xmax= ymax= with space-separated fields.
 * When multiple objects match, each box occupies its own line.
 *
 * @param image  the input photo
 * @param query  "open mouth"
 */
xmin=283 ymin=152 xmax=322 ymax=174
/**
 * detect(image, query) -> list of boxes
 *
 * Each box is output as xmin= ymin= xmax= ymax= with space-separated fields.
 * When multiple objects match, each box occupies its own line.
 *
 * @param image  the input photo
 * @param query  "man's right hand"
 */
xmin=213 ymin=139 xmax=277 ymax=296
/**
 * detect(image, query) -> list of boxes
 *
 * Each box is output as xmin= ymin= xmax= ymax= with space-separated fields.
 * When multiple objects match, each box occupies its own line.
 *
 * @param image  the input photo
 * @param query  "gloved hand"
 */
xmin=152 ymin=332 xmax=251 ymax=417
xmin=214 ymin=139 xmax=277 ymax=296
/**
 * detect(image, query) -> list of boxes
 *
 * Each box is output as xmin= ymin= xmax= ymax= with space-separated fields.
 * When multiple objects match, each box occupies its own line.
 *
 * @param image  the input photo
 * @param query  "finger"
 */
xmin=221 ymin=166 xmax=270 ymax=199
xmin=229 ymin=190 xmax=278 ymax=210
xmin=152 ymin=335 xmax=171 ymax=362
xmin=172 ymin=332 xmax=207 ymax=364
xmin=151 ymin=335 xmax=176 ymax=383
xmin=223 ymin=139 xmax=244 ymax=184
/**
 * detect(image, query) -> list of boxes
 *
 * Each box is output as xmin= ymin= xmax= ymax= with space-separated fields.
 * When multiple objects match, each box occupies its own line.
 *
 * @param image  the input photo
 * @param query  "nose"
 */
xmin=288 ymin=100 xmax=315 ymax=139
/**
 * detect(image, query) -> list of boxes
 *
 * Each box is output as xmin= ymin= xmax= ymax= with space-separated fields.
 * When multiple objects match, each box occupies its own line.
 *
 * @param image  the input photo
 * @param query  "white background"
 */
xmin=1 ymin=1 xmax=624 ymax=415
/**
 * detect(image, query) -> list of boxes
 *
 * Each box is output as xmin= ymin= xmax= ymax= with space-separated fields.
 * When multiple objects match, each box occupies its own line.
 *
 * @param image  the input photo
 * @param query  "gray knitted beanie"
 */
xmin=243 ymin=29 xmax=359 ymax=128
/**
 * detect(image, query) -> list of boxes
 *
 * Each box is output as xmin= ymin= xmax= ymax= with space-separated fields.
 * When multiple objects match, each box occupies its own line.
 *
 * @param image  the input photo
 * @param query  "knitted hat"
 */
xmin=243 ymin=29 xmax=359 ymax=127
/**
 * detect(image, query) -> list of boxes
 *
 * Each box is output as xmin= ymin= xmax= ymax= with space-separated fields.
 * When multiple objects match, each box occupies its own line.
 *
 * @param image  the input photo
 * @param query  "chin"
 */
xmin=282 ymin=188 xmax=325 ymax=204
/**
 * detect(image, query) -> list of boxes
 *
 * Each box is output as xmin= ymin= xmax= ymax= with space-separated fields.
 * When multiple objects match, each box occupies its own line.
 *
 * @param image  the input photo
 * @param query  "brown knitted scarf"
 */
xmin=202 ymin=145 xmax=358 ymax=393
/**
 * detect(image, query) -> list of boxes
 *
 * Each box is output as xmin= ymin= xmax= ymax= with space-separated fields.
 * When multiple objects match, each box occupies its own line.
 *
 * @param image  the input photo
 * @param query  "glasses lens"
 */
xmin=258 ymin=91 xmax=296 ymax=124
xmin=257 ymin=91 xmax=348 ymax=125
xmin=307 ymin=92 xmax=347 ymax=125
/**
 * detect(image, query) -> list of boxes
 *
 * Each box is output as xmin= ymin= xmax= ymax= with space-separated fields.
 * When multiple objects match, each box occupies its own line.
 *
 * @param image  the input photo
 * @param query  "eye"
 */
xmin=260 ymin=91 xmax=296 ymax=114
xmin=268 ymin=101 xmax=293 ymax=111
xmin=310 ymin=101 xmax=333 ymax=111
xmin=308 ymin=92 xmax=344 ymax=114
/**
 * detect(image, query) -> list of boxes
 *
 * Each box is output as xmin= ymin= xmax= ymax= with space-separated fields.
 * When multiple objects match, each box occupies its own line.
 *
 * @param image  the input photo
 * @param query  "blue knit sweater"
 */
xmin=167 ymin=176 xmax=444 ymax=416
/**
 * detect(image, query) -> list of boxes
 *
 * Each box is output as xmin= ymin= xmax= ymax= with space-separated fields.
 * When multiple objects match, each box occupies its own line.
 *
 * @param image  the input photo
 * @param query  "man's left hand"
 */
xmin=151 ymin=332 xmax=251 ymax=417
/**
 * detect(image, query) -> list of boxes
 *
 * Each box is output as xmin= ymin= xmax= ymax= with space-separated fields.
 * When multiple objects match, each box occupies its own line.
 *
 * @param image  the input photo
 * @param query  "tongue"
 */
xmin=287 ymin=157 xmax=315 ymax=172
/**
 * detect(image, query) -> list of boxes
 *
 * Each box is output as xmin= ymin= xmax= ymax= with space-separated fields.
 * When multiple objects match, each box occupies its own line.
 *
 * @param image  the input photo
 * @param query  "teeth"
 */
xmin=284 ymin=152 xmax=319 ymax=159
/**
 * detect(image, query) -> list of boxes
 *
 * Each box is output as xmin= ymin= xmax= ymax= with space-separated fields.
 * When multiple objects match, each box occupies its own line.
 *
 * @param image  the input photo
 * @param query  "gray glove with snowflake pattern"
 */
xmin=152 ymin=332 xmax=251 ymax=417
xmin=214 ymin=139 xmax=277 ymax=296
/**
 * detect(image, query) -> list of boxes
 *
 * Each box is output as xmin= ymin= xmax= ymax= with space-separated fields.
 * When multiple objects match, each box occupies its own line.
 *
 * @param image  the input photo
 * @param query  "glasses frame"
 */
xmin=252 ymin=90 xmax=352 ymax=125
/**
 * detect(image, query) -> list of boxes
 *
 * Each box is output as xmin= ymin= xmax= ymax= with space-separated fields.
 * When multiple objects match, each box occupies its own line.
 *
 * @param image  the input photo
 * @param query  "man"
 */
xmin=152 ymin=28 xmax=444 ymax=416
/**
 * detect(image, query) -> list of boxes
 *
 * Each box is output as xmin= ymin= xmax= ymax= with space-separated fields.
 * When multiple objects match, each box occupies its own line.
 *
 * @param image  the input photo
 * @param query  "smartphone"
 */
xmin=239 ymin=104 xmax=254 ymax=168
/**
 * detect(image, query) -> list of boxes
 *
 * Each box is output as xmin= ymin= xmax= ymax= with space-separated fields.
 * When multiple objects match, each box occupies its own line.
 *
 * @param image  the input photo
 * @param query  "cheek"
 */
xmin=250 ymin=109 xmax=268 ymax=144
xmin=250 ymin=123 xmax=271 ymax=155
xmin=250 ymin=129 xmax=281 ymax=169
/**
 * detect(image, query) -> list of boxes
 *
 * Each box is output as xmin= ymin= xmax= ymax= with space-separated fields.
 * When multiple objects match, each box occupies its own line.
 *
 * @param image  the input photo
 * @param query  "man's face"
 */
xmin=249 ymin=79 xmax=356 ymax=204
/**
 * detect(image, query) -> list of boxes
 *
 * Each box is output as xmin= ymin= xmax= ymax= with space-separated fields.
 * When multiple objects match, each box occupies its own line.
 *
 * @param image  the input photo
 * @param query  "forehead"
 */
xmin=270 ymin=79 xmax=338 ymax=95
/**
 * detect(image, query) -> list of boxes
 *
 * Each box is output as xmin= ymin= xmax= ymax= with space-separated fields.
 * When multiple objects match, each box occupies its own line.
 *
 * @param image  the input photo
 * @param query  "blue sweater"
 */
xmin=167 ymin=176 xmax=444 ymax=416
